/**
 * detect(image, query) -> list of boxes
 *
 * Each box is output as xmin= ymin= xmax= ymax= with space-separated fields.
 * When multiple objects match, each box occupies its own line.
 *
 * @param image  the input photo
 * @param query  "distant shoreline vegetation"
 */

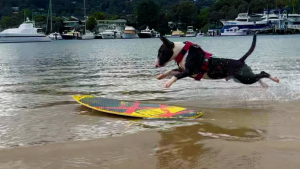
xmin=1 ymin=0 xmax=300 ymax=34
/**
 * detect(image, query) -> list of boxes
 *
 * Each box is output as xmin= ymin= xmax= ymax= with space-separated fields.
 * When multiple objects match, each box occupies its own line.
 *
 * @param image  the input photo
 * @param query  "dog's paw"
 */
xmin=272 ymin=77 xmax=280 ymax=83
xmin=165 ymin=81 xmax=172 ymax=88
xmin=157 ymin=74 xmax=165 ymax=80
xmin=165 ymin=77 xmax=177 ymax=88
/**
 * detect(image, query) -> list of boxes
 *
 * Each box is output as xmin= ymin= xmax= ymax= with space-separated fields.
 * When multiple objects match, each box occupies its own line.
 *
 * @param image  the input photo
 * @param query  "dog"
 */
xmin=155 ymin=35 xmax=279 ymax=88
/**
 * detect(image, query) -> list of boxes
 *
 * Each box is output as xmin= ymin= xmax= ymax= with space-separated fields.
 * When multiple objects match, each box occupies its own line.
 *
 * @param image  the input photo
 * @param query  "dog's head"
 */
xmin=155 ymin=36 xmax=175 ymax=68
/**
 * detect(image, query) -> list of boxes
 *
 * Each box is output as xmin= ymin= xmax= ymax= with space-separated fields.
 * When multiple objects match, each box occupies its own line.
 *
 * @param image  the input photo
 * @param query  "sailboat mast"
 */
xmin=46 ymin=4 xmax=49 ymax=32
xmin=84 ymin=0 xmax=86 ymax=33
xmin=50 ymin=0 xmax=53 ymax=32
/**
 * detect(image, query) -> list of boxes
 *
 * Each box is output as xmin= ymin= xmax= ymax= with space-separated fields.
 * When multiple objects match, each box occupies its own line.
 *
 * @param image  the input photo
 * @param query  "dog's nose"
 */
xmin=155 ymin=59 xmax=159 ymax=68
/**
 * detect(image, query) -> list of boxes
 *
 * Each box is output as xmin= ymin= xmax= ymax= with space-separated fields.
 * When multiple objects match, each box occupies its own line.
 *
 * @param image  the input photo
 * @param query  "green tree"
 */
xmin=198 ymin=7 xmax=210 ymax=28
xmin=19 ymin=9 xmax=33 ymax=21
xmin=33 ymin=15 xmax=47 ymax=30
xmin=295 ymin=0 xmax=300 ymax=13
xmin=60 ymin=11 xmax=67 ymax=16
xmin=156 ymin=12 xmax=171 ymax=35
xmin=136 ymin=0 xmax=160 ymax=29
xmin=288 ymin=0 xmax=298 ymax=13
xmin=0 ymin=16 xmax=12 ymax=29
xmin=249 ymin=0 xmax=269 ymax=13
xmin=33 ymin=15 xmax=46 ymax=23
xmin=171 ymin=1 xmax=197 ymax=25
xmin=238 ymin=1 xmax=249 ymax=13
xmin=0 ymin=8 xmax=35 ymax=29
xmin=86 ymin=16 xmax=97 ymax=31
xmin=68 ymin=17 xmax=78 ymax=21
xmin=107 ymin=15 xmax=118 ymax=20
xmin=53 ymin=17 xmax=65 ymax=33
xmin=92 ymin=12 xmax=106 ymax=20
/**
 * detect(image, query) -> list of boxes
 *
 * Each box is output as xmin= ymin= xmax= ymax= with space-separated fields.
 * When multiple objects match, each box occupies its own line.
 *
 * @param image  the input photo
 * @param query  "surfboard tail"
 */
xmin=239 ymin=34 xmax=257 ymax=62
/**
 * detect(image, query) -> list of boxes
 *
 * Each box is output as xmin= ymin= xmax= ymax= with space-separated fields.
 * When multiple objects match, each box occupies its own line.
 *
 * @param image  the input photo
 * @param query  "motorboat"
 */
xmin=0 ymin=18 xmax=51 ymax=43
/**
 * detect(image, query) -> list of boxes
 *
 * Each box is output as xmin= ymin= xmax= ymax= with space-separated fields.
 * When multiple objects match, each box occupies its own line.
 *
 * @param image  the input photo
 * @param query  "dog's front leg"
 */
xmin=157 ymin=69 xmax=181 ymax=80
xmin=166 ymin=71 xmax=191 ymax=88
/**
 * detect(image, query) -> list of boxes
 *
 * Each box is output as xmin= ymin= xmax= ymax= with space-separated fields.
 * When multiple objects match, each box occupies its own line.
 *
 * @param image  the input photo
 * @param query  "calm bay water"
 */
xmin=0 ymin=35 xmax=299 ymax=149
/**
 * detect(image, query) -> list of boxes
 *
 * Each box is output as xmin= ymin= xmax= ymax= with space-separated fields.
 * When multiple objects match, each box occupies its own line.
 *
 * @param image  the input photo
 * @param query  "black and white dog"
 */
xmin=155 ymin=35 xmax=279 ymax=88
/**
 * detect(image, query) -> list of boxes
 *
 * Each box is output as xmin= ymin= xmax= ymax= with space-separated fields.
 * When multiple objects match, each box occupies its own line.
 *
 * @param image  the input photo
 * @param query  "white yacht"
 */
xmin=221 ymin=27 xmax=248 ymax=36
xmin=221 ymin=13 xmax=269 ymax=30
xmin=138 ymin=26 xmax=155 ymax=38
xmin=196 ymin=32 xmax=204 ymax=37
xmin=261 ymin=11 xmax=285 ymax=30
xmin=123 ymin=26 xmax=138 ymax=39
xmin=261 ymin=10 xmax=300 ymax=30
xmin=0 ymin=18 xmax=51 ymax=43
xmin=286 ymin=14 xmax=300 ymax=29
xmin=101 ymin=25 xmax=123 ymax=39
xmin=49 ymin=32 xmax=62 ymax=40
xmin=185 ymin=26 xmax=197 ymax=37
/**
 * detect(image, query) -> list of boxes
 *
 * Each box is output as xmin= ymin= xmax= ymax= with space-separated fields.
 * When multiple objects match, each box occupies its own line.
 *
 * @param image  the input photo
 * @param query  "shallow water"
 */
xmin=0 ymin=35 xmax=299 ymax=150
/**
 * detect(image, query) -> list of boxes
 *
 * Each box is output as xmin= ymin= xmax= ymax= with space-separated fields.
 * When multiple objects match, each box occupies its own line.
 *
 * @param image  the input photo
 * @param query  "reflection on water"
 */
xmin=155 ymin=123 xmax=264 ymax=169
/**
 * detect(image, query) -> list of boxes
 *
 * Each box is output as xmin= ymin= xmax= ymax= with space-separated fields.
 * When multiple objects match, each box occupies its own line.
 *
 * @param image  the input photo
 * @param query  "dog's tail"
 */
xmin=239 ymin=33 xmax=257 ymax=62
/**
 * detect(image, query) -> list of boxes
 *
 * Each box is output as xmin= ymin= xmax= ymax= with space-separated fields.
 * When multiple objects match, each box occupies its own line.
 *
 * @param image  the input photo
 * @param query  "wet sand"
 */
xmin=0 ymin=131 xmax=159 ymax=169
xmin=1 ymin=100 xmax=300 ymax=169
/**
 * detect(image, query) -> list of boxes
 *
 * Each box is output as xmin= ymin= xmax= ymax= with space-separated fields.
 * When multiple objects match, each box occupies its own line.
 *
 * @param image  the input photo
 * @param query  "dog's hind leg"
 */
xmin=234 ymin=65 xmax=279 ymax=85
xmin=269 ymin=76 xmax=280 ymax=83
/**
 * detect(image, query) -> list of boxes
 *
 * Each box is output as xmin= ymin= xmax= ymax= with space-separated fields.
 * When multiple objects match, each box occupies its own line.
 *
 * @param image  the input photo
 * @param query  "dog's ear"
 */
xmin=160 ymin=36 xmax=174 ymax=49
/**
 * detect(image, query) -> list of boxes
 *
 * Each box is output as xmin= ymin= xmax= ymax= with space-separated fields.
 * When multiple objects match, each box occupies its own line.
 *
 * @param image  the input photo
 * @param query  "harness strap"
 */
xmin=194 ymin=52 xmax=210 ymax=80
xmin=175 ymin=41 xmax=212 ymax=81
xmin=175 ymin=41 xmax=192 ymax=66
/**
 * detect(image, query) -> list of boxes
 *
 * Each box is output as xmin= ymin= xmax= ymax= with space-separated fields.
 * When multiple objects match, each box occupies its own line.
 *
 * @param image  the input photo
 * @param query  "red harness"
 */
xmin=175 ymin=41 xmax=212 ymax=81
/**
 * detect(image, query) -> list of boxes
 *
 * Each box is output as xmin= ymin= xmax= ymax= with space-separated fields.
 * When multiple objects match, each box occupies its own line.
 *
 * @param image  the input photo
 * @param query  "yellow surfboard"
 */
xmin=73 ymin=95 xmax=202 ymax=119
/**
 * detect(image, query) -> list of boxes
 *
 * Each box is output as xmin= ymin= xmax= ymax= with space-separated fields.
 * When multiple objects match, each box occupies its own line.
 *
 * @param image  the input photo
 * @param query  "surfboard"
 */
xmin=73 ymin=95 xmax=202 ymax=119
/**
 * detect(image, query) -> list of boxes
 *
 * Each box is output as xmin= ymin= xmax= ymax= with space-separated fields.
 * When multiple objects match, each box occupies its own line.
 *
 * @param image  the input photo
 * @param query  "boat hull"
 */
xmin=49 ymin=33 xmax=62 ymax=40
xmin=81 ymin=34 xmax=95 ymax=40
xmin=185 ymin=34 xmax=197 ymax=37
xmin=221 ymin=21 xmax=270 ymax=30
xmin=123 ymin=33 xmax=138 ymax=39
xmin=0 ymin=34 xmax=51 ymax=43
xmin=101 ymin=32 xmax=122 ymax=39
xmin=165 ymin=35 xmax=182 ymax=38
xmin=221 ymin=28 xmax=248 ymax=36
xmin=61 ymin=34 xmax=80 ymax=40
xmin=138 ymin=33 xmax=152 ymax=38
xmin=221 ymin=32 xmax=247 ymax=36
